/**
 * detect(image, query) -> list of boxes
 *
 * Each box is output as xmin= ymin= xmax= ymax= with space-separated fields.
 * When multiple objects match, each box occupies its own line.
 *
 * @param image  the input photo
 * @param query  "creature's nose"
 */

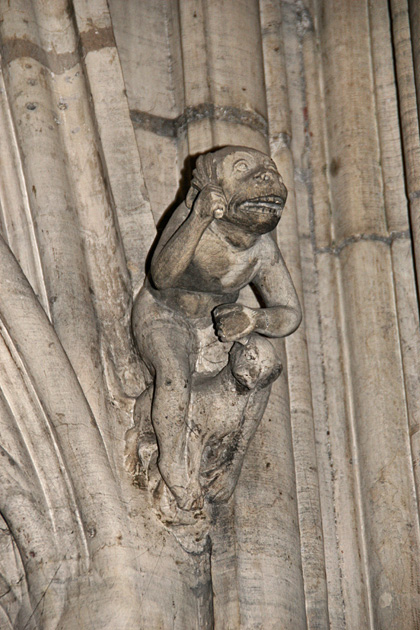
xmin=254 ymin=170 xmax=273 ymax=182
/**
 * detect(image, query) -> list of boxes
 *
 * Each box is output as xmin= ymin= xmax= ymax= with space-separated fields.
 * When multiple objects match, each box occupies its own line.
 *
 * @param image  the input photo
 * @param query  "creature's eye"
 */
xmin=233 ymin=159 xmax=250 ymax=172
xmin=264 ymin=160 xmax=276 ymax=170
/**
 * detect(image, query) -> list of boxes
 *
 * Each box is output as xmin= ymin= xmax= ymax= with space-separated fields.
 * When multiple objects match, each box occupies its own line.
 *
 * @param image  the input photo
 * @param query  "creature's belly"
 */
xmin=194 ymin=322 xmax=232 ymax=376
xmin=177 ymin=265 xmax=255 ymax=295
xmin=148 ymin=283 xmax=238 ymax=319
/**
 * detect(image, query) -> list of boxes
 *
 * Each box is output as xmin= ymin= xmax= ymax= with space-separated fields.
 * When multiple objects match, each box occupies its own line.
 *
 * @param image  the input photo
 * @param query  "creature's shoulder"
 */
xmin=258 ymin=232 xmax=281 ymax=264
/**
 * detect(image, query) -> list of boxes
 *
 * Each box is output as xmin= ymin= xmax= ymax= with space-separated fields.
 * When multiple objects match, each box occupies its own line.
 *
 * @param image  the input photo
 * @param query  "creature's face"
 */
xmin=216 ymin=148 xmax=287 ymax=234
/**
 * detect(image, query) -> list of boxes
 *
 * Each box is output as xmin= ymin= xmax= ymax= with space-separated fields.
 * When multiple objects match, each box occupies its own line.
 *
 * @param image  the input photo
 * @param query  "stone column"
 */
xmin=1 ymin=0 xmax=420 ymax=628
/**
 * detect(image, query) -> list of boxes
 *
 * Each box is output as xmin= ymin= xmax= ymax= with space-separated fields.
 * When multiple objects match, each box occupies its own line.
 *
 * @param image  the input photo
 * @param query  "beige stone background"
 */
xmin=0 ymin=0 xmax=420 ymax=628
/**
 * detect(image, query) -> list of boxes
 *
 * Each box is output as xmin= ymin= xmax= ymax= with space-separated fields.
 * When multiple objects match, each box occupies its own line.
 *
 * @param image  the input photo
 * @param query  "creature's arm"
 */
xmin=250 ymin=241 xmax=302 ymax=337
xmin=151 ymin=185 xmax=226 ymax=290
xmin=213 ymin=237 xmax=301 ymax=341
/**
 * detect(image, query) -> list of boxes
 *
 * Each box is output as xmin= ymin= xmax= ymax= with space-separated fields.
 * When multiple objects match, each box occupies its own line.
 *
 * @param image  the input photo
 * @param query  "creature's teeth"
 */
xmin=243 ymin=196 xmax=283 ymax=205
xmin=239 ymin=197 xmax=284 ymax=215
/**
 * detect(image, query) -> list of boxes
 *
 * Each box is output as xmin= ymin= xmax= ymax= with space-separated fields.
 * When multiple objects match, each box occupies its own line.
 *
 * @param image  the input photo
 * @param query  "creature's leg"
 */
xmin=205 ymin=335 xmax=282 ymax=503
xmin=154 ymin=367 xmax=203 ymax=510
xmin=203 ymin=387 xmax=271 ymax=503
xmin=136 ymin=313 xmax=203 ymax=511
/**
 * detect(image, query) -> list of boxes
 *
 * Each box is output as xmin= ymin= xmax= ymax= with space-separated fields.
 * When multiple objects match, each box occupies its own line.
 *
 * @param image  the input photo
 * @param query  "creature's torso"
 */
xmin=177 ymin=227 xmax=263 ymax=294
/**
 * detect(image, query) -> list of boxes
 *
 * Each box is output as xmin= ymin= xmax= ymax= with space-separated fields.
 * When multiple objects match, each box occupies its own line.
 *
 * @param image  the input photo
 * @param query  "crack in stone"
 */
xmin=1 ymin=38 xmax=80 ymax=74
xmin=22 ymin=553 xmax=67 ymax=630
xmin=1 ymin=27 xmax=115 ymax=74
xmin=130 ymin=103 xmax=268 ymax=139
xmin=315 ymin=230 xmax=410 ymax=256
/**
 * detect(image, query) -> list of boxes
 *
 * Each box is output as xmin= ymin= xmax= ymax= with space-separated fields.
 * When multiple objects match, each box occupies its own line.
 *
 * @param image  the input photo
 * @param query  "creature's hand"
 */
xmin=193 ymin=184 xmax=227 ymax=222
xmin=213 ymin=304 xmax=257 ymax=342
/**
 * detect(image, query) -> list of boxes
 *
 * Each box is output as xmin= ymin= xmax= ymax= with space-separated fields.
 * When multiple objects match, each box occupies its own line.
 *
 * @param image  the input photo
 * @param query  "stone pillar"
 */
xmin=1 ymin=0 xmax=420 ymax=628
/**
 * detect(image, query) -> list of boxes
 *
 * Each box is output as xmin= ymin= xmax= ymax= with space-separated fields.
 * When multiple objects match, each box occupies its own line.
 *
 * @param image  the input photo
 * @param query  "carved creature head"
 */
xmin=186 ymin=146 xmax=287 ymax=234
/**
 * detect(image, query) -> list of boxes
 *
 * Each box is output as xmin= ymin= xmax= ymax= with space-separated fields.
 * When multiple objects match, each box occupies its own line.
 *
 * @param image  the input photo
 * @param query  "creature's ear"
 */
xmin=185 ymin=153 xmax=217 ymax=209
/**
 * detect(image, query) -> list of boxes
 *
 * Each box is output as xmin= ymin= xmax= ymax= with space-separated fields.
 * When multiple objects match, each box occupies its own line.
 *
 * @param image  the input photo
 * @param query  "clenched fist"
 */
xmin=213 ymin=304 xmax=258 ymax=342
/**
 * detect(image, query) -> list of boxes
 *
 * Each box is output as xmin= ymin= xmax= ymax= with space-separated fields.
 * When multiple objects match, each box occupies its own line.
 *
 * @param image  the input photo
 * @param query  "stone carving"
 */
xmin=127 ymin=146 xmax=301 ymax=549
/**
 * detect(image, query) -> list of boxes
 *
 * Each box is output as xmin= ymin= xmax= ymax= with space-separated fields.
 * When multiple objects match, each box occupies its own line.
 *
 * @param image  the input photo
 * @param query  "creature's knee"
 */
xmin=156 ymin=371 xmax=191 ymax=394
xmin=229 ymin=334 xmax=282 ymax=390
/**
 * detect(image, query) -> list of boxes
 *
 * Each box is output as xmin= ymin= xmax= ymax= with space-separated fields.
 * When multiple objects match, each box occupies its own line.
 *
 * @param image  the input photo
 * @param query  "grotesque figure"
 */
xmin=131 ymin=146 xmax=301 ymax=518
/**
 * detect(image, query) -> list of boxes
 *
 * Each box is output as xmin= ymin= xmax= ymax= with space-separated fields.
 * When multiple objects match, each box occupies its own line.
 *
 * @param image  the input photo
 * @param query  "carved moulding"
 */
xmin=126 ymin=146 xmax=302 ymax=552
xmin=0 ymin=235 xmax=143 ymax=629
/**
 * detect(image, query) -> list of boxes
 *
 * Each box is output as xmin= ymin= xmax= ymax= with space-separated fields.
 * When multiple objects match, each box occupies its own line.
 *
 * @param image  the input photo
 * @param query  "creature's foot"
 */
xmin=151 ymin=478 xmax=209 ymax=553
xmin=158 ymin=457 xmax=204 ymax=511
xmin=202 ymin=463 xmax=241 ymax=504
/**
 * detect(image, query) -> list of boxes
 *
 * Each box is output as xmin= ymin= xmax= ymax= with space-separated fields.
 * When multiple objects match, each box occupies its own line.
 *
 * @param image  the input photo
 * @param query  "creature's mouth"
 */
xmin=237 ymin=195 xmax=285 ymax=216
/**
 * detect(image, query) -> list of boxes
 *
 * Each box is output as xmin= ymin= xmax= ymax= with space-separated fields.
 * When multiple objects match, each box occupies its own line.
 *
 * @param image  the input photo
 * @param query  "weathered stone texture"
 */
xmin=0 ymin=0 xmax=419 ymax=628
